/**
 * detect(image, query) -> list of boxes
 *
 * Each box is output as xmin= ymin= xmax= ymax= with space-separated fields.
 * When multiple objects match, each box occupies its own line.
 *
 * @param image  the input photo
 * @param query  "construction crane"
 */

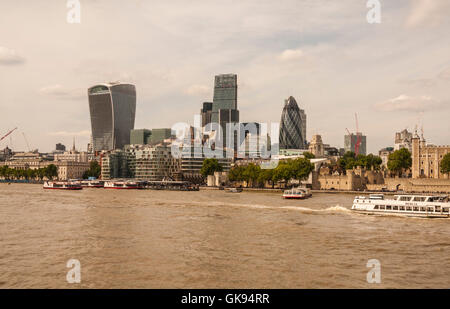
xmin=22 ymin=132 xmax=31 ymax=152
xmin=0 ymin=127 xmax=18 ymax=143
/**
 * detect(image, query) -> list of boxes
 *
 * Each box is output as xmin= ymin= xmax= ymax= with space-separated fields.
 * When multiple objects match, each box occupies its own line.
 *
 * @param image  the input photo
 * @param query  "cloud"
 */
xmin=39 ymin=85 xmax=86 ymax=100
xmin=48 ymin=130 xmax=91 ymax=137
xmin=184 ymin=84 xmax=210 ymax=97
xmin=438 ymin=67 xmax=450 ymax=81
xmin=406 ymin=0 xmax=450 ymax=28
xmin=0 ymin=46 xmax=25 ymax=65
xmin=374 ymin=95 xmax=444 ymax=112
xmin=278 ymin=48 xmax=304 ymax=62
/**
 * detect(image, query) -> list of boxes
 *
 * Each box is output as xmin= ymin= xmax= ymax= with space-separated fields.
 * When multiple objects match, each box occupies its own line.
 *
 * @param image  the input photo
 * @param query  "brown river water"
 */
xmin=0 ymin=183 xmax=449 ymax=288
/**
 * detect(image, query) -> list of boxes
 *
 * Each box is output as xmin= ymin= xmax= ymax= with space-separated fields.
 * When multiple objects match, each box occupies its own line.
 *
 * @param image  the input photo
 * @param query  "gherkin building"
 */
xmin=279 ymin=96 xmax=306 ymax=149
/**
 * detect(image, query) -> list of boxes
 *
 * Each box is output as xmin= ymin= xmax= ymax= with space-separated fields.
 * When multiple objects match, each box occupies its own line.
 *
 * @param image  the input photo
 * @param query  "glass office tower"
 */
xmin=279 ymin=96 xmax=306 ymax=149
xmin=88 ymin=82 xmax=136 ymax=151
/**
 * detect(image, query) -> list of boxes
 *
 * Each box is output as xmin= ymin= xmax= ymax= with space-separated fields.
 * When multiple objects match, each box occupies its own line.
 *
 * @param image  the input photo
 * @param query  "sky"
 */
xmin=0 ymin=0 xmax=449 ymax=153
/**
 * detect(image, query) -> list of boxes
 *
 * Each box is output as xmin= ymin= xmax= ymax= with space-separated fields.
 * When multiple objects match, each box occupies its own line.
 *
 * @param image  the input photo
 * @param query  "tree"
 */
xmin=387 ymin=148 xmax=412 ymax=177
xmin=303 ymin=152 xmax=315 ymax=159
xmin=200 ymin=158 xmax=223 ymax=178
xmin=45 ymin=164 xmax=58 ymax=180
xmin=441 ymin=153 xmax=450 ymax=176
xmin=228 ymin=165 xmax=245 ymax=182
xmin=83 ymin=160 xmax=101 ymax=179
xmin=242 ymin=163 xmax=261 ymax=187
xmin=290 ymin=158 xmax=314 ymax=181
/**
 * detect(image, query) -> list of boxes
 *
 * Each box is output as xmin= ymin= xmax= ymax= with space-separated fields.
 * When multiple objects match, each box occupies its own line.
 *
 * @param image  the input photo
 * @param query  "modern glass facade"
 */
xmin=279 ymin=96 xmax=306 ymax=149
xmin=88 ymin=83 xmax=136 ymax=151
xmin=130 ymin=129 xmax=151 ymax=145
xmin=344 ymin=134 xmax=367 ymax=155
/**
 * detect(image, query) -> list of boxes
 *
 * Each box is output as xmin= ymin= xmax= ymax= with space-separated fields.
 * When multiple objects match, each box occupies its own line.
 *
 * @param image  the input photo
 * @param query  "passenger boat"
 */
xmin=282 ymin=187 xmax=312 ymax=199
xmin=43 ymin=181 xmax=83 ymax=190
xmin=225 ymin=187 xmax=243 ymax=193
xmin=351 ymin=194 xmax=450 ymax=218
xmin=81 ymin=180 xmax=105 ymax=188
xmin=104 ymin=180 xmax=142 ymax=189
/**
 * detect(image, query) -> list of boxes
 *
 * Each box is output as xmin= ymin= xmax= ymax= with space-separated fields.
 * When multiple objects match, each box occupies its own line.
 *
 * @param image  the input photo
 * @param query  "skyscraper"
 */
xmin=88 ymin=82 xmax=136 ymax=151
xmin=210 ymin=74 xmax=239 ymax=151
xmin=279 ymin=96 xmax=306 ymax=149
xmin=201 ymin=102 xmax=213 ymax=127
xmin=344 ymin=133 xmax=367 ymax=155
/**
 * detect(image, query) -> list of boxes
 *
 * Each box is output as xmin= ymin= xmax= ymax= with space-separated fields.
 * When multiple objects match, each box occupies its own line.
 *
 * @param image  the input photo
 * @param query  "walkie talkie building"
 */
xmin=88 ymin=82 xmax=136 ymax=151
xmin=279 ymin=96 xmax=306 ymax=149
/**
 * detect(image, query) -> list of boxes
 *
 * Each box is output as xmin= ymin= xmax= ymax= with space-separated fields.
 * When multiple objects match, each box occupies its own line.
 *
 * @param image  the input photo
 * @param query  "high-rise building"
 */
xmin=55 ymin=143 xmax=66 ymax=152
xmin=395 ymin=129 xmax=413 ymax=152
xmin=279 ymin=96 xmax=306 ymax=149
xmin=88 ymin=82 xmax=136 ymax=151
xmin=344 ymin=133 xmax=367 ymax=155
xmin=201 ymin=102 xmax=213 ymax=127
xmin=210 ymin=74 xmax=239 ymax=151
xmin=150 ymin=128 xmax=173 ymax=144
xmin=130 ymin=129 xmax=152 ymax=145
xmin=309 ymin=135 xmax=324 ymax=158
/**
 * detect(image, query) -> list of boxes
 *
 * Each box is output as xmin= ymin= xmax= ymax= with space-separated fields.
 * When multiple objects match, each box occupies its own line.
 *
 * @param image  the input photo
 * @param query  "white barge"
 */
xmin=352 ymin=194 xmax=450 ymax=218
xmin=104 ymin=180 xmax=142 ymax=189
xmin=43 ymin=181 xmax=83 ymax=190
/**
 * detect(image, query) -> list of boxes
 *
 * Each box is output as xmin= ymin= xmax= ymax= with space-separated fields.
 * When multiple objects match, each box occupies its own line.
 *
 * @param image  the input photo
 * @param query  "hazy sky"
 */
xmin=1 ymin=0 xmax=449 ymax=153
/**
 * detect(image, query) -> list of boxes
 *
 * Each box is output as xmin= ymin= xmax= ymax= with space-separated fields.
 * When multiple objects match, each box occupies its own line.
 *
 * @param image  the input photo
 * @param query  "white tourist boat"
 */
xmin=81 ymin=180 xmax=105 ymax=188
xmin=352 ymin=194 xmax=450 ymax=218
xmin=43 ymin=181 xmax=83 ymax=190
xmin=104 ymin=180 xmax=142 ymax=189
xmin=283 ymin=187 xmax=312 ymax=199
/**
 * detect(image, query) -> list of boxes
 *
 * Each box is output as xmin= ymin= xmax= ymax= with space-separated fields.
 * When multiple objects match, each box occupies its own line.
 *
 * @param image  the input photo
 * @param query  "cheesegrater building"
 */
xmin=88 ymin=82 xmax=136 ymax=151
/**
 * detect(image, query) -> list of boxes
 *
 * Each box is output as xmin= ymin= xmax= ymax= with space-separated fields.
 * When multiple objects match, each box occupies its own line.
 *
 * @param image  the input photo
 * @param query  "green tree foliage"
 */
xmin=228 ymin=158 xmax=314 ymax=188
xmin=440 ymin=153 xmax=450 ymax=175
xmin=303 ymin=152 xmax=315 ymax=159
xmin=0 ymin=165 xmax=58 ymax=181
xmin=337 ymin=151 xmax=382 ymax=174
xmin=82 ymin=160 xmax=101 ymax=179
xmin=200 ymin=158 xmax=223 ymax=178
xmin=387 ymin=148 xmax=412 ymax=176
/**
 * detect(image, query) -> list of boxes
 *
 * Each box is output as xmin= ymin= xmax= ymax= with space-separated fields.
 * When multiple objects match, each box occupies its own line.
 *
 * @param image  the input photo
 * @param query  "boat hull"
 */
xmin=351 ymin=209 xmax=449 ymax=218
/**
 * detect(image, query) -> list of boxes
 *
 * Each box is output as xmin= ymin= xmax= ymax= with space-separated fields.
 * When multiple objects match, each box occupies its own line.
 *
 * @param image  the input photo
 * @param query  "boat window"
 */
xmin=413 ymin=207 xmax=419 ymax=211
xmin=393 ymin=206 xmax=398 ymax=210
xmin=427 ymin=207 xmax=434 ymax=212
xmin=400 ymin=196 xmax=412 ymax=201
xmin=435 ymin=206 xmax=441 ymax=212
xmin=443 ymin=208 xmax=449 ymax=213
xmin=406 ymin=206 xmax=412 ymax=211
xmin=413 ymin=197 xmax=426 ymax=202
xmin=386 ymin=206 xmax=392 ymax=210
xmin=380 ymin=205 xmax=385 ymax=210
xmin=420 ymin=207 xmax=426 ymax=212
xmin=374 ymin=205 xmax=379 ymax=209
xmin=400 ymin=206 xmax=405 ymax=211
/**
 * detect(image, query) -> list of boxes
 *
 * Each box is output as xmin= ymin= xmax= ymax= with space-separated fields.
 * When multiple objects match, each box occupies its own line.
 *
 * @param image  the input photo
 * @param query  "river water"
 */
xmin=0 ymin=183 xmax=449 ymax=288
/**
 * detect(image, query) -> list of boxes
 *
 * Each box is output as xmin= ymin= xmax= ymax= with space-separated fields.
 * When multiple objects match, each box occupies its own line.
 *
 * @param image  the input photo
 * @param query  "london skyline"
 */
xmin=1 ymin=0 xmax=449 ymax=153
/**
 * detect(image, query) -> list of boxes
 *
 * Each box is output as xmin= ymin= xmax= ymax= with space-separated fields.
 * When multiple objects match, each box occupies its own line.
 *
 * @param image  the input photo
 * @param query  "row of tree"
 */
xmin=228 ymin=158 xmax=314 ymax=188
xmin=82 ymin=161 xmax=101 ymax=179
xmin=0 ymin=164 xmax=58 ymax=181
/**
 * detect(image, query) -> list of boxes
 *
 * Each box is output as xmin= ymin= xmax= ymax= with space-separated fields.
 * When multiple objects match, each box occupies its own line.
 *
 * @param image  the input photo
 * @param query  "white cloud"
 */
xmin=374 ymin=95 xmax=444 ymax=112
xmin=278 ymin=49 xmax=304 ymax=62
xmin=0 ymin=46 xmax=25 ymax=65
xmin=48 ymin=130 xmax=91 ymax=137
xmin=39 ymin=85 xmax=85 ymax=100
xmin=184 ymin=84 xmax=210 ymax=97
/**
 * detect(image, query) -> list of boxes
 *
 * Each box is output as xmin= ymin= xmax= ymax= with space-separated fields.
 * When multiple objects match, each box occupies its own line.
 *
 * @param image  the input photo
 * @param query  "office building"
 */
xmin=130 ymin=129 xmax=152 ymax=145
xmin=201 ymin=102 xmax=213 ymax=127
xmin=344 ymin=133 xmax=367 ymax=155
xmin=279 ymin=96 xmax=306 ymax=149
xmin=88 ymin=82 xmax=136 ymax=151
